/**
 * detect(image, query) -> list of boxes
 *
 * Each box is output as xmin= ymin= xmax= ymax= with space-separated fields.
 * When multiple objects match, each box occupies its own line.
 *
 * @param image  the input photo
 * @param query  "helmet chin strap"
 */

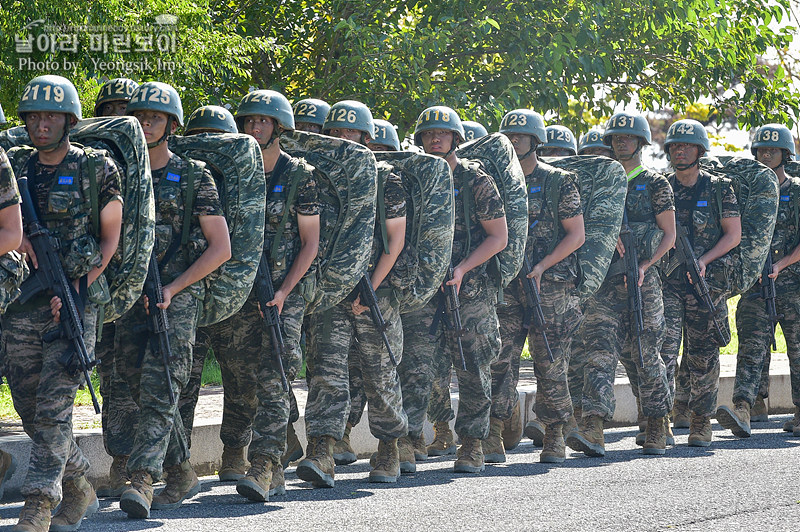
xmin=147 ymin=117 xmax=173 ymax=149
xmin=518 ymin=141 xmax=540 ymax=161
xmin=27 ymin=115 xmax=71 ymax=152
xmin=615 ymin=141 xmax=642 ymax=162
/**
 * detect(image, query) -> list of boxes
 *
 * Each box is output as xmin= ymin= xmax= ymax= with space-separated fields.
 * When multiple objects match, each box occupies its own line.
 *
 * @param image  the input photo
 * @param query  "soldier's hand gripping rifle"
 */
xmin=666 ymin=222 xmax=731 ymax=346
xmin=521 ymin=255 xmax=554 ymax=363
xmin=357 ymin=275 xmax=397 ymax=367
xmin=443 ymin=266 xmax=467 ymax=371
xmin=255 ymin=251 xmax=289 ymax=392
xmin=16 ymin=176 xmax=101 ymax=413
xmin=619 ymin=213 xmax=645 ymax=367
xmin=757 ymin=250 xmax=781 ymax=350
xmin=143 ymin=251 xmax=176 ymax=405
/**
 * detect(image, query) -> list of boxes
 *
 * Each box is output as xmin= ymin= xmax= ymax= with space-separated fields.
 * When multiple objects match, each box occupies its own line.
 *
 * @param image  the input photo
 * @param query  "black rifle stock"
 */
xmin=619 ymin=213 xmax=645 ymax=367
xmin=357 ymin=275 xmax=397 ymax=367
xmin=255 ymin=251 xmax=289 ymax=392
xmin=443 ymin=266 xmax=467 ymax=371
xmin=521 ymin=256 xmax=554 ymax=363
xmin=16 ymin=176 xmax=101 ymax=413
xmin=143 ymin=251 xmax=176 ymax=406
xmin=758 ymin=251 xmax=781 ymax=350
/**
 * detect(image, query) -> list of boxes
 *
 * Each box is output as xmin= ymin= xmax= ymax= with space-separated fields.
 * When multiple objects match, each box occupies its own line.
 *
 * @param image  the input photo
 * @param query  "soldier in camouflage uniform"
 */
xmin=117 ymin=82 xmax=231 ymax=519
xmin=660 ymin=119 xmax=740 ymax=447
xmin=91 ymin=77 xmax=143 ymax=499
xmin=568 ymin=112 xmax=675 ymax=457
xmin=3 ymin=75 xmax=123 ymax=532
xmin=538 ymin=125 xmax=577 ymax=157
xmin=717 ymin=124 xmax=800 ymax=438
xmin=293 ymin=98 xmax=331 ymax=134
xmin=298 ymin=101 xmax=409 ymax=486
xmin=578 ymin=130 xmax=614 ymax=158
xmin=396 ymin=106 xmax=507 ymax=474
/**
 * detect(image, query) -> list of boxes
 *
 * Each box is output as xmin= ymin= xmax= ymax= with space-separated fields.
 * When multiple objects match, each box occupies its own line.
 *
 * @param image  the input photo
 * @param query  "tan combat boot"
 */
xmin=502 ymin=400 xmax=524 ymax=451
xmin=332 ymin=423 xmax=357 ymax=465
xmin=410 ymin=433 xmax=428 ymax=461
xmin=716 ymin=401 xmax=752 ymax=438
xmin=540 ymin=423 xmax=566 ymax=463
xmin=296 ymin=436 xmax=336 ymax=488
xmin=120 ymin=470 xmax=154 ymax=519
xmin=665 ymin=415 xmax=675 ymax=446
xmin=218 ymin=445 xmax=248 ymax=482
xmin=672 ymin=401 xmax=690 ymax=429
xmin=151 ymin=460 xmax=201 ymax=510
xmin=236 ymin=454 xmax=276 ymax=502
xmin=454 ymin=437 xmax=485 ymax=473
xmin=369 ymin=438 xmax=400 ymax=483
xmin=642 ymin=416 xmax=667 ymax=455
xmin=270 ymin=463 xmax=286 ymax=497
xmin=50 ymin=476 xmax=99 ymax=531
xmin=687 ymin=414 xmax=712 ymax=447
xmin=397 ymin=435 xmax=417 ymax=474
xmin=566 ymin=414 xmax=605 ymax=457
xmin=636 ymin=397 xmax=647 ymax=432
xmin=12 ymin=495 xmax=53 ymax=532
xmin=483 ymin=417 xmax=506 ymax=463
xmin=750 ymin=394 xmax=768 ymax=422
xmin=427 ymin=421 xmax=456 ymax=456
xmin=281 ymin=422 xmax=304 ymax=468
xmin=783 ymin=407 xmax=800 ymax=432
xmin=524 ymin=419 xmax=545 ymax=447
xmin=96 ymin=455 xmax=129 ymax=498
xmin=563 ymin=405 xmax=581 ymax=440
xmin=0 ymin=449 xmax=16 ymax=500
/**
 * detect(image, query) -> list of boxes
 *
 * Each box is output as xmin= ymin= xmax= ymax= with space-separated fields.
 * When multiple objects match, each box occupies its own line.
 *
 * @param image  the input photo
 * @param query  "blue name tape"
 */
xmin=696 ymin=200 xmax=707 ymax=207
xmin=454 ymin=188 xmax=459 ymax=196
xmin=273 ymin=185 xmax=284 ymax=193
xmin=58 ymin=176 xmax=73 ymax=185
xmin=781 ymin=195 xmax=790 ymax=202
xmin=166 ymin=172 xmax=181 ymax=182
xmin=529 ymin=185 xmax=541 ymax=193
xmin=636 ymin=184 xmax=646 ymax=191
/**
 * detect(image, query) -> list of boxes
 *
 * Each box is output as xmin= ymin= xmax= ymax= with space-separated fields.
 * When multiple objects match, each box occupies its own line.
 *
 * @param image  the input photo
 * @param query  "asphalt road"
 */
xmin=2 ymin=417 xmax=799 ymax=531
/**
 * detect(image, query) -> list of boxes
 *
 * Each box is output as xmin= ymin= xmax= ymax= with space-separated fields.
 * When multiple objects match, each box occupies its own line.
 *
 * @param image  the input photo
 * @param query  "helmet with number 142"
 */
xmin=751 ymin=123 xmax=795 ymax=161
xmin=663 ymin=119 xmax=709 ymax=160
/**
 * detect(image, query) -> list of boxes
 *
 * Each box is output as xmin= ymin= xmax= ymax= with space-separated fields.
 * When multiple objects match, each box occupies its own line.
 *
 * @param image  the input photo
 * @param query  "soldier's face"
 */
xmin=242 ymin=115 xmax=276 ymax=145
xmin=133 ymin=110 xmax=173 ymax=142
xmin=756 ymin=147 xmax=783 ymax=169
xmin=669 ymin=142 xmax=700 ymax=166
xmin=24 ymin=111 xmax=69 ymax=148
xmin=328 ymin=128 xmax=363 ymax=143
xmin=420 ymin=128 xmax=453 ymax=155
xmin=505 ymin=133 xmax=534 ymax=158
xmin=581 ymin=147 xmax=614 ymax=158
xmin=538 ymin=147 xmax=573 ymax=157
xmin=368 ymin=142 xmax=392 ymax=152
xmin=99 ymin=100 xmax=128 ymax=117
xmin=611 ymin=134 xmax=640 ymax=159
xmin=296 ymin=121 xmax=322 ymax=133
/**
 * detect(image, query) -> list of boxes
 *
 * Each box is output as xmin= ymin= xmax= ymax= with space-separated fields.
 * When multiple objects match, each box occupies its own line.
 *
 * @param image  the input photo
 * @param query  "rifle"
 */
xmin=357 ymin=275 xmax=397 ymax=367
xmin=254 ymin=251 xmax=289 ymax=392
xmin=443 ymin=266 xmax=467 ymax=371
xmin=16 ymin=176 xmax=100 ymax=414
xmin=619 ymin=212 xmax=645 ymax=367
xmin=757 ymin=250 xmax=781 ymax=350
xmin=520 ymin=256 xmax=554 ymax=363
xmin=142 ymin=251 xmax=176 ymax=405
xmin=666 ymin=222 xmax=731 ymax=346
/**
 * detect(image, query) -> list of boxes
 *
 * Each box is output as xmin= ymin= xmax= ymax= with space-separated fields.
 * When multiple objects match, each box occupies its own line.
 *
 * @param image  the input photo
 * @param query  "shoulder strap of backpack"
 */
xmin=545 ymin=169 xmax=563 ymax=255
xmin=83 ymin=147 xmax=100 ymax=237
xmin=791 ymin=177 xmax=800 ymax=250
xmin=377 ymin=166 xmax=389 ymax=256
xmin=269 ymin=153 xmax=302 ymax=264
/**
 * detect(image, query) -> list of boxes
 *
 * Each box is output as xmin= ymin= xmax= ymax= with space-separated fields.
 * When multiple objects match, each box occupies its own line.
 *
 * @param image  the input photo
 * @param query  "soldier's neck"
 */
xmin=261 ymin=141 xmax=281 ymax=173
xmin=148 ymin=143 xmax=172 ymax=170
xmin=618 ymin=154 xmax=642 ymax=174
xmin=775 ymin=165 xmax=787 ymax=185
xmin=37 ymin=140 xmax=70 ymax=166
xmin=520 ymin=153 xmax=538 ymax=176
xmin=445 ymin=153 xmax=458 ymax=172
xmin=675 ymin=166 xmax=700 ymax=187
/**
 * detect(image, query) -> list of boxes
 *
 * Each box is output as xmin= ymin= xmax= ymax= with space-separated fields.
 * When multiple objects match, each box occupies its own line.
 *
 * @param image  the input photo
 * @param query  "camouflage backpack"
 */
xmin=543 ymin=155 xmax=627 ymax=303
xmin=455 ymin=133 xmax=528 ymax=296
xmin=782 ymin=161 xmax=800 ymax=277
xmin=0 ymin=251 xmax=29 ymax=313
xmin=281 ymin=130 xmax=376 ymax=314
xmin=374 ymin=151 xmax=454 ymax=312
xmin=699 ymin=156 xmax=779 ymax=296
xmin=169 ymin=133 xmax=266 ymax=326
xmin=0 ymin=117 xmax=155 ymax=322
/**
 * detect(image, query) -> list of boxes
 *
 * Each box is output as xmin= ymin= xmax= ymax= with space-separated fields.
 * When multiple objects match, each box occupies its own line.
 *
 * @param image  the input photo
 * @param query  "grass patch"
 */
xmin=200 ymin=348 xmax=222 ymax=386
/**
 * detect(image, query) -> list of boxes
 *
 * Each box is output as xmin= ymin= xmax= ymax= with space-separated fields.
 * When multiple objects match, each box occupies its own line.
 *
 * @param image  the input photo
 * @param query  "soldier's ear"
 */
xmin=170 ymin=120 xmax=179 ymax=134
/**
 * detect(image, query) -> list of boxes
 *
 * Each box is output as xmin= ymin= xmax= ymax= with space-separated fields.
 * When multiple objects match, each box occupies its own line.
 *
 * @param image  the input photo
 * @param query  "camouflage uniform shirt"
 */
xmin=371 ymin=166 xmax=406 ymax=285
xmin=0 ymin=147 xmax=20 ymax=210
xmin=774 ymin=177 xmax=800 ymax=291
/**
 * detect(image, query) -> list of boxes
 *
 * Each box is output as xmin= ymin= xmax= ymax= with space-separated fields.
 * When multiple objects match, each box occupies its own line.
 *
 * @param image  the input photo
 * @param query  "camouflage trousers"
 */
xmin=532 ymin=280 xmax=582 ymax=426
xmin=116 ymin=292 xmax=199 ymax=478
xmin=567 ymin=317 xmax=588 ymax=411
xmin=305 ymin=291 xmax=407 ymax=441
xmin=176 ymin=333 xmax=209 ymax=450
xmin=581 ymin=270 xmax=671 ymax=420
xmin=733 ymin=285 xmax=800 ymax=407
xmin=345 ymin=348 xmax=367 ymax=427
xmin=660 ymin=280 xmax=730 ymax=417
xmin=427 ymin=340 xmax=455 ymax=424
xmin=2 ymin=300 xmax=97 ymax=503
xmin=96 ymin=322 xmax=140 ymax=458
xmin=489 ymin=282 xmax=527 ymax=420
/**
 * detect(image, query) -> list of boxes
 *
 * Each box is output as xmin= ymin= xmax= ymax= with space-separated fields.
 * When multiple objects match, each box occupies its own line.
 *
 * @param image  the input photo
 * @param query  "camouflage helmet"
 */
xmin=751 ymin=123 xmax=795 ymax=158
xmin=578 ymin=130 xmax=606 ymax=153
xmin=0 ymin=103 xmax=5 ymax=125
xmin=541 ymin=125 xmax=577 ymax=155
xmin=322 ymin=100 xmax=375 ymax=139
xmin=18 ymin=75 xmax=82 ymax=121
xmin=462 ymin=120 xmax=488 ymax=141
xmin=372 ymin=119 xmax=401 ymax=150
xmin=94 ymin=78 xmax=139 ymax=116
xmin=664 ymin=119 xmax=709 ymax=159
xmin=499 ymin=109 xmax=547 ymax=145
xmin=185 ymin=105 xmax=238 ymax=134
xmin=602 ymin=111 xmax=652 ymax=145
xmin=126 ymin=81 xmax=184 ymax=126
xmin=293 ymin=98 xmax=330 ymax=128
xmin=413 ymin=105 xmax=465 ymax=146
xmin=235 ymin=90 xmax=295 ymax=131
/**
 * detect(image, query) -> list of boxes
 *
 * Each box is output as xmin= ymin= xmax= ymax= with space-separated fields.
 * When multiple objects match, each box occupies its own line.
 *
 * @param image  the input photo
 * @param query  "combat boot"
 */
xmin=750 ymin=394 xmax=768 ymax=422
xmin=687 ymin=414 xmax=712 ymax=447
xmin=12 ymin=495 xmax=53 ymax=532
xmin=50 ymin=475 xmax=99 ymax=531
xmin=410 ymin=434 xmax=428 ymax=461
xmin=269 ymin=463 xmax=286 ymax=497
xmin=482 ymin=417 xmax=506 ymax=463
xmin=665 ymin=416 xmax=675 ymax=446
xmin=427 ymin=421 xmax=456 ymax=456
xmin=782 ymin=407 xmax=800 ymax=432
xmin=454 ymin=437 xmax=485 ymax=473
xmin=636 ymin=397 xmax=647 ymax=433
xmin=397 ymin=436 xmax=417 ymax=474
xmin=332 ymin=423 xmax=357 ymax=465
xmin=716 ymin=401 xmax=751 ymax=438
xmin=502 ymin=400 xmax=523 ymax=450
xmin=369 ymin=439 xmax=400 ymax=483
xmin=563 ymin=405 xmax=580 ymax=439
xmin=120 ymin=470 xmax=154 ymax=519
xmin=524 ymin=419 xmax=545 ymax=447
xmin=672 ymin=401 xmax=690 ymax=429
xmin=96 ymin=455 xmax=129 ymax=498
xmin=151 ymin=460 xmax=201 ymax=510
xmin=236 ymin=454 xmax=275 ymax=502
xmin=218 ymin=445 xmax=248 ymax=482
xmin=540 ymin=423 xmax=566 ymax=463
xmin=566 ymin=415 xmax=605 ymax=457
xmin=281 ymin=422 xmax=304 ymax=468
xmin=0 ymin=449 xmax=16 ymax=500
xmin=296 ymin=436 xmax=335 ymax=488
xmin=642 ymin=416 xmax=667 ymax=455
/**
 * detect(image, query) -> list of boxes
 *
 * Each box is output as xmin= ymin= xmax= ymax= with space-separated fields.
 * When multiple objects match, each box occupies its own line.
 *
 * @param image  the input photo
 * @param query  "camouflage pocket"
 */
xmin=298 ymin=273 xmax=317 ymax=303
xmin=63 ymin=234 xmax=104 ymax=280
xmin=0 ymin=251 xmax=30 ymax=313
xmin=389 ymin=243 xmax=420 ymax=292
xmin=87 ymin=272 xmax=111 ymax=306
xmin=706 ymin=258 xmax=732 ymax=294
xmin=46 ymin=189 xmax=78 ymax=214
